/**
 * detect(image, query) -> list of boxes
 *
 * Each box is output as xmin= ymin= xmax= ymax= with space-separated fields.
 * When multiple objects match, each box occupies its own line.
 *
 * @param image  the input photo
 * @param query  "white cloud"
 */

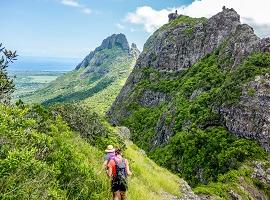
xmin=125 ymin=6 xmax=169 ymax=32
xmin=61 ymin=0 xmax=80 ymax=7
xmin=124 ymin=0 xmax=270 ymax=37
xmin=116 ymin=23 xmax=125 ymax=30
xmin=82 ymin=8 xmax=92 ymax=15
xmin=60 ymin=0 xmax=91 ymax=15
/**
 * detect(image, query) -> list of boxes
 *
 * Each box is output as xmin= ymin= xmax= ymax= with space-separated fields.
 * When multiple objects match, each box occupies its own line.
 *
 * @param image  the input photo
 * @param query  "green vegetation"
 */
xmin=0 ymin=44 xmax=17 ymax=104
xmin=123 ymin=104 xmax=166 ymax=151
xmin=21 ymin=46 xmax=136 ymax=115
xmin=125 ymin=141 xmax=181 ymax=200
xmin=120 ymin=52 xmax=270 ymax=190
xmin=160 ymin=15 xmax=206 ymax=31
xmin=51 ymin=103 xmax=124 ymax=149
xmin=1 ymin=42 xmax=184 ymax=200
xmin=0 ymin=104 xmax=111 ymax=199
xmin=152 ymin=127 xmax=266 ymax=187
xmin=0 ymin=103 xmax=183 ymax=199
xmin=10 ymin=71 xmax=65 ymax=100
xmin=194 ymin=163 xmax=270 ymax=199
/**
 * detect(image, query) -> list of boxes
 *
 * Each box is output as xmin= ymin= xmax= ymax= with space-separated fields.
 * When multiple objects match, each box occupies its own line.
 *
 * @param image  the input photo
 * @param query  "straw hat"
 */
xmin=105 ymin=145 xmax=115 ymax=153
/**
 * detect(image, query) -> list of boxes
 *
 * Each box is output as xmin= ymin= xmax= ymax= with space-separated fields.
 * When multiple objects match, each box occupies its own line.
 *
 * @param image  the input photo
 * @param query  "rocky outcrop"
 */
xmin=107 ymin=8 xmax=270 ymax=152
xmin=129 ymin=43 xmax=140 ymax=60
xmin=96 ymin=33 xmax=130 ymax=52
xmin=222 ymin=74 xmax=270 ymax=151
xmin=135 ymin=8 xmax=240 ymax=73
xmin=252 ymin=161 xmax=270 ymax=185
xmin=139 ymin=90 xmax=169 ymax=107
xmin=108 ymin=8 xmax=244 ymax=123
xmin=76 ymin=33 xmax=131 ymax=70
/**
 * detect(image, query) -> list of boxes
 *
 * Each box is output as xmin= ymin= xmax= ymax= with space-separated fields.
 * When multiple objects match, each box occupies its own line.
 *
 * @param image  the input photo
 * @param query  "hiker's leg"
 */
xmin=113 ymin=191 xmax=119 ymax=200
xmin=120 ymin=191 xmax=126 ymax=200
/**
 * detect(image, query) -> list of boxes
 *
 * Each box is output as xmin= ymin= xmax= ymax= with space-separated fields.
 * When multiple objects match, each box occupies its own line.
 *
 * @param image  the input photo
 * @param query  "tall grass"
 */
xmin=124 ymin=142 xmax=181 ymax=200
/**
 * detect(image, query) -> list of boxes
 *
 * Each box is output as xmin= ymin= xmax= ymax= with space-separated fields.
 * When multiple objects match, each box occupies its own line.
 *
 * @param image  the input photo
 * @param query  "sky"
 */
xmin=1 ymin=0 xmax=270 ymax=62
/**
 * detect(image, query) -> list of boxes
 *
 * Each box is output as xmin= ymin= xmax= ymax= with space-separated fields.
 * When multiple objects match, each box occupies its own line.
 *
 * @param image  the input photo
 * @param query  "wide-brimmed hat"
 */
xmin=105 ymin=145 xmax=115 ymax=153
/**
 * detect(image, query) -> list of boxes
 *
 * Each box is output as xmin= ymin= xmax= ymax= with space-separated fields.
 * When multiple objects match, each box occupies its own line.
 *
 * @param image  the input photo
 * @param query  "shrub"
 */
xmin=0 ymin=43 xmax=17 ymax=104
xmin=0 ymin=104 xmax=111 ymax=199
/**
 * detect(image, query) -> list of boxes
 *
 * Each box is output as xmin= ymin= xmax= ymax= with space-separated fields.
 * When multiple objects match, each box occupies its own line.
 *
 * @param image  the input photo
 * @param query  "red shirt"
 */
xmin=107 ymin=157 xmax=126 ymax=177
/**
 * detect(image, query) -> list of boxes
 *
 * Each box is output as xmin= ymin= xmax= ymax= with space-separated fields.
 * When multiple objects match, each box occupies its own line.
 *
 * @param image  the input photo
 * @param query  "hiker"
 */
xmin=99 ymin=145 xmax=116 ymax=174
xmin=107 ymin=148 xmax=132 ymax=200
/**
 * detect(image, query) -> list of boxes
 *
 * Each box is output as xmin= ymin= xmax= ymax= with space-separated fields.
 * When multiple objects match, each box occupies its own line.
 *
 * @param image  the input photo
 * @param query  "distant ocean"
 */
xmin=8 ymin=56 xmax=82 ymax=71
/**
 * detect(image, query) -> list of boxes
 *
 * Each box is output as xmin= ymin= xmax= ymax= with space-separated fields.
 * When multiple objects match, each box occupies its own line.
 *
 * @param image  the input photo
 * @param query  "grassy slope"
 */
xmin=125 ymin=141 xmax=181 ymax=200
xmin=0 ymin=103 xmax=182 ymax=200
xmin=21 ymin=47 xmax=135 ymax=114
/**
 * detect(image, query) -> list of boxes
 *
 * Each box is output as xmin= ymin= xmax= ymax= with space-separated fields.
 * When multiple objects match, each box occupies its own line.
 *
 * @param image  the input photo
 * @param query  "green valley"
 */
xmin=9 ymin=71 xmax=66 ymax=101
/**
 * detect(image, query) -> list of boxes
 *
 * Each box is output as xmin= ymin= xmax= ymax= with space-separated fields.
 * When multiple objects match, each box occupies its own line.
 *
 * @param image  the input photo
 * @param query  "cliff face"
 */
xmin=222 ymin=74 xmax=270 ymax=151
xmin=136 ymin=8 xmax=239 ymax=72
xmin=75 ymin=33 xmax=131 ymax=70
xmin=107 ymin=8 xmax=270 ymax=152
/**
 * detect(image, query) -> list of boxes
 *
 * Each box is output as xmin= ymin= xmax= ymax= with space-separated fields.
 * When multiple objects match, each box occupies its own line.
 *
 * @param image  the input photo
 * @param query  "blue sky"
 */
xmin=1 ymin=0 xmax=192 ymax=59
xmin=2 ymin=0 xmax=270 ymax=62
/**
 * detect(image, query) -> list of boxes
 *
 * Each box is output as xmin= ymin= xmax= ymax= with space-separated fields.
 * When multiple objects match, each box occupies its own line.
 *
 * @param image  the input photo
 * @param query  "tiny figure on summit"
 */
xmin=168 ymin=10 xmax=179 ymax=22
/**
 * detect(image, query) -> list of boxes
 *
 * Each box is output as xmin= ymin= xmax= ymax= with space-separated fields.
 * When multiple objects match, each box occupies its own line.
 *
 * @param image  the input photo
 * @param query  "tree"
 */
xmin=0 ymin=43 xmax=17 ymax=104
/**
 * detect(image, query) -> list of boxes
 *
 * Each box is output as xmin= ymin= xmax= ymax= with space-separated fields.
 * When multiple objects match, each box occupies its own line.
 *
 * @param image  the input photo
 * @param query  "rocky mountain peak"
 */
xmin=130 ymin=43 xmax=140 ymax=59
xmin=134 ymin=7 xmax=252 ymax=73
xmin=97 ymin=33 xmax=130 ymax=52
xmin=107 ymin=7 xmax=270 ymax=152
xmin=131 ymin=43 xmax=137 ymax=49
xmin=75 ymin=33 xmax=131 ymax=70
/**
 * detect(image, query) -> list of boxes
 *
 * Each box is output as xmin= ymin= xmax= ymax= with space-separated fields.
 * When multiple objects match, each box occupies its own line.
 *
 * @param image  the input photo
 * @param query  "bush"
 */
xmin=0 ymin=104 xmax=111 ymax=199
xmin=51 ymin=103 xmax=124 ymax=150
xmin=0 ymin=43 xmax=17 ymax=104
xmin=151 ymin=127 xmax=266 ymax=187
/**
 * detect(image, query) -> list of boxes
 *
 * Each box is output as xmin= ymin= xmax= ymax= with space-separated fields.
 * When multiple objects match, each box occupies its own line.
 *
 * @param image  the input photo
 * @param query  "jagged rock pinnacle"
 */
xmin=75 ymin=33 xmax=130 ymax=70
xmin=97 ymin=33 xmax=130 ymax=52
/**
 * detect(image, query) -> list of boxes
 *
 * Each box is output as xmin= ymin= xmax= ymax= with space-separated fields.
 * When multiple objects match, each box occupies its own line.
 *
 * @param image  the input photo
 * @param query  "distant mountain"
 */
xmin=21 ymin=33 xmax=140 ymax=114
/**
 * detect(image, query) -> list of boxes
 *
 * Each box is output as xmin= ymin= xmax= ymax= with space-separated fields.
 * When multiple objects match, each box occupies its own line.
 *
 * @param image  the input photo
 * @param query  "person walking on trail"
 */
xmin=99 ymin=145 xmax=116 ymax=174
xmin=107 ymin=149 xmax=132 ymax=200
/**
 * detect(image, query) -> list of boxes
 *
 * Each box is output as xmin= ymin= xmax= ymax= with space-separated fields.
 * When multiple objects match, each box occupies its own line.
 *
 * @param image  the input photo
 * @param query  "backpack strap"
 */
xmin=113 ymin=158 xmax=118 ymax=165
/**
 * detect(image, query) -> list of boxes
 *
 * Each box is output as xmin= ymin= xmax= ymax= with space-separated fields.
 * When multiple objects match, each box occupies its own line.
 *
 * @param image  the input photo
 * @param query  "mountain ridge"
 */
xmin=107 ymin=7 xmax=270 ymax=198
xmin=107 ymin=7 xmax=270 ymax=150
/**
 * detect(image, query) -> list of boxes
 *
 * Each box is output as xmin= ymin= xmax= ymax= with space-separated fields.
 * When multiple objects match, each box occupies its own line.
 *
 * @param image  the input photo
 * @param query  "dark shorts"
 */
xmin=111 ymin=178 xmax=127 ymax=192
